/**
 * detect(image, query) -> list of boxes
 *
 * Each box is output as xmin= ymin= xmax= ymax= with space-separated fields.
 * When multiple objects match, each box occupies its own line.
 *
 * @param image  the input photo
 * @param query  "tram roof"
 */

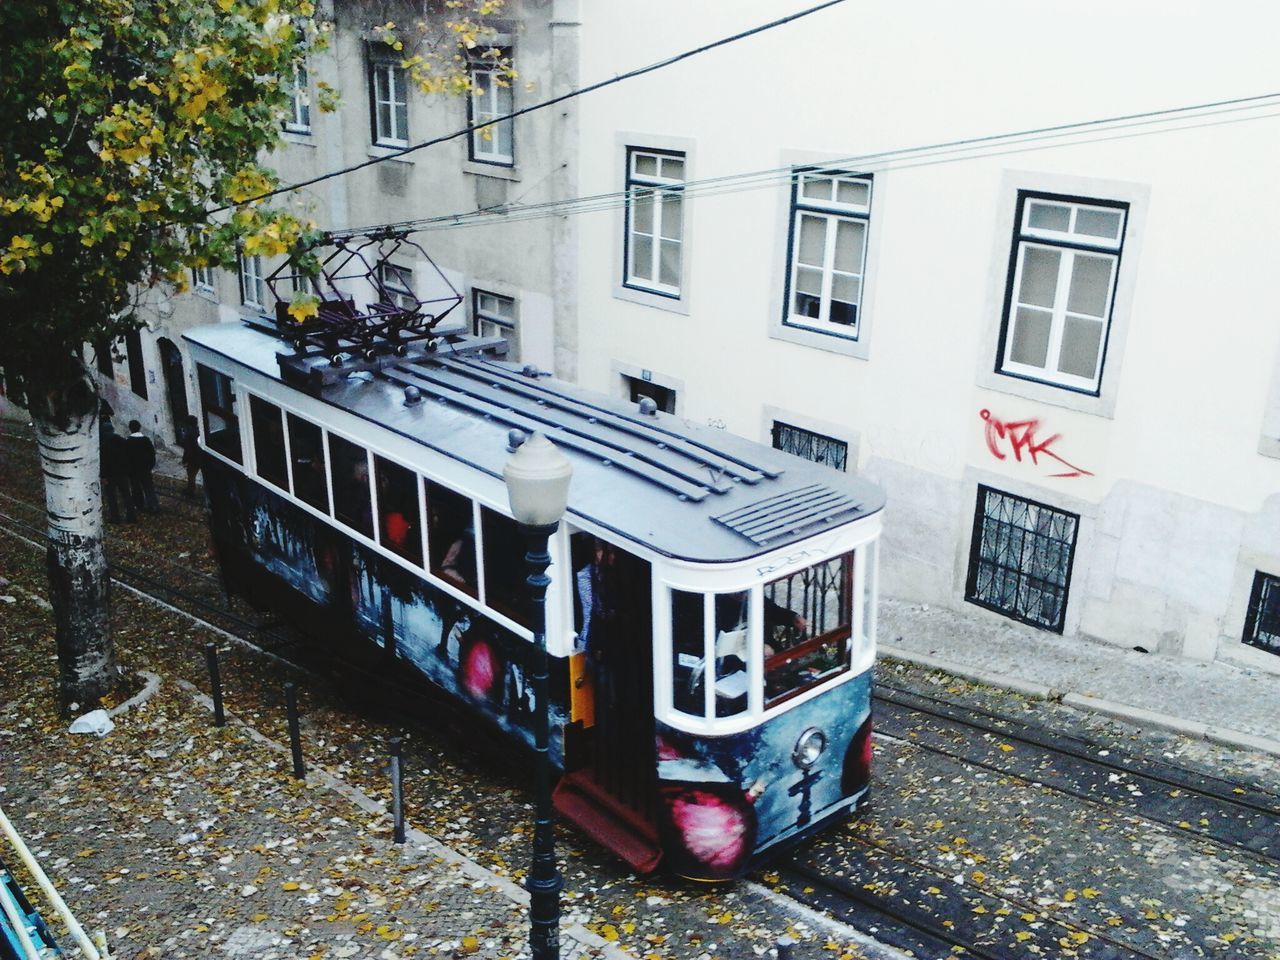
xmin=185 ymin=322 xmax=885 ymax=563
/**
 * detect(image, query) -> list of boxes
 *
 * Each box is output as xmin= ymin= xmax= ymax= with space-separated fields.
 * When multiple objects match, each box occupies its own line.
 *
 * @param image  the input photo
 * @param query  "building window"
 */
xmin=1243 ymin=572 xmax=1280 ymax=657
xmin=93 ymin=339 xmax=114 ymax=377
xmin=472 ymin=289 xmax=515 ymax=340
xmin=124 ymin=328 xmax=148 ymax=400
xmin=285 ymin=63 xmax=311 ymax=134
xmin=998 ymin=193 xmax=1128 ymax=394
xmin=783 ymin=170 xmax=871 ymax=338
xmin=368 ymin=51 xmax=409 ymax=147
xmin=771 ymin=420 xmax=848 ymax=472
xmin=467 ymin=52 xmax=513 ymax=166
xmin=377 ymin=262 xmax=416 ymax=311
xmin=239 ymin=253 xmax=265 ymax=309
xmin=966 ymin=486 xmax=1079 ymax=633
xmin=625 ymin=376 xmax=675 ymax=414
xmin=192 ymin=265 xmax=215 ymax=293
xmin=624 ymin=148 xmax=685 ymax=297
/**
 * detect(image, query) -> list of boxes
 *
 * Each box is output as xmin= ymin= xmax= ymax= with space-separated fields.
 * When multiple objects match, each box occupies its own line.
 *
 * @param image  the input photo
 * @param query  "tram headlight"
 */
xmin=792 ymin=727 xmax=827 ymax=770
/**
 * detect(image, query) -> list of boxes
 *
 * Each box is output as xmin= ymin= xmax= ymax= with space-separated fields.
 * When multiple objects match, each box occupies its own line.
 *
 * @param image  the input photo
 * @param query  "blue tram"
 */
xmin=185 ymin=320 xmax=884 ymax=881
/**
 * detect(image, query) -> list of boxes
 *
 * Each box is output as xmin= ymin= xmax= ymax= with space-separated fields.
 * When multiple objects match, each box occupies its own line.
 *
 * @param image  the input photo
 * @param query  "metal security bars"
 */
xmin=772 ymin=420 xmax=848 ymax=472
xmin=1243 ymin=571 xmax=1280 ymax=656
xmin=965 ymin=486 xmax=1079 ymax=633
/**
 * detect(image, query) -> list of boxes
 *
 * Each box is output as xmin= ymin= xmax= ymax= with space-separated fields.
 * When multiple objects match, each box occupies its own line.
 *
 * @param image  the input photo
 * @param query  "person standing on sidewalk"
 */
xmin=99 ymin=419 xmax=135 ymax=522
xmin=176 ymin=414 xmax=202 ymax=497
xmin=125 ymin=419 xmax=159 ymax=513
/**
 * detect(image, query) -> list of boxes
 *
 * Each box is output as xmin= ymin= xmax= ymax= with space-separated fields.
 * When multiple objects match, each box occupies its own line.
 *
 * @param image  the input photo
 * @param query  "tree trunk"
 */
xmin=28 ymin=358 xmax=115 ymax=712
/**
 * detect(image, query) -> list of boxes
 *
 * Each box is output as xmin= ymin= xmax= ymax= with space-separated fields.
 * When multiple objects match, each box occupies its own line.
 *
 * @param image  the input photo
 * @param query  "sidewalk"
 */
xmin=879 ymin=597 xmax=1280 ymax=757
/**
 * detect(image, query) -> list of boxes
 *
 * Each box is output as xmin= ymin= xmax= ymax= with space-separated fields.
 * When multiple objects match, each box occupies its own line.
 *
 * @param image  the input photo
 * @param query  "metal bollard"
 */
xmin=204 ymin=643 xmax=225 ymax=728
xmin=776 ymin=936 xmax=796 ymax=960
xmin=284 ymin=682 xmax=305 ymax=780
xmin=389 ymin=736 xmax=406 ymax=844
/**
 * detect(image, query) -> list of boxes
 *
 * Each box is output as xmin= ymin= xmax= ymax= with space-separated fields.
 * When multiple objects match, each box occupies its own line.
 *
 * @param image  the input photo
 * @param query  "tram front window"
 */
xmin=330 ymin=435 xmax=373 ymax=538
xmin=764 ymin=551 xmax=854 ymax=707
xmin=670 ymin=590 xmax=751 ymax=719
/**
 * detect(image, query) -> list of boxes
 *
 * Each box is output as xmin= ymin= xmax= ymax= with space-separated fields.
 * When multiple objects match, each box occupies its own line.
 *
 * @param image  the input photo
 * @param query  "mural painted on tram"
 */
xmin=205 ymin=462 xmax=568 ymax=763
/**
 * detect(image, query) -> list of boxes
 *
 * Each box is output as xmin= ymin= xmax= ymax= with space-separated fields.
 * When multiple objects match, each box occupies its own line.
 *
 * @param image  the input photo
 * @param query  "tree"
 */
xmin=0 ymin=0 xmax=513 ymax=711
xmin=0 ymin=0 xmax=330 ymax=710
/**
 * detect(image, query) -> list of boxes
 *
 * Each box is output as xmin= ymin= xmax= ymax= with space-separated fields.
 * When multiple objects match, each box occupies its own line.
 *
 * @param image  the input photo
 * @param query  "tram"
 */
xmin=185 ymin=318 xmax=884 ymax=881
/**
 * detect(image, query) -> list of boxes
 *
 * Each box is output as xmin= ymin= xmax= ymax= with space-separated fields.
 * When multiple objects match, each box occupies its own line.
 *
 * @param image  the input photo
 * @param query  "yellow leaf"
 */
xmin=600 ymin=924 xmax=619 ymax=941
xmin=1081 ymin=887 xmax=1099 ymax=899
xmin=1064 ymin=889 xmax=1077 ymax=902
xmin=926 ymin=886 xmax=941 ymax=895
xmin=282 ymin=882 xmax=300 ymax=891
xmin=998 ymin=743 xmax=1014 ymax=752
xmin=1015 ymin=932 xmax=1032 ymax=942
xmin=1020 ymin=912 xmax=1036 ymax=922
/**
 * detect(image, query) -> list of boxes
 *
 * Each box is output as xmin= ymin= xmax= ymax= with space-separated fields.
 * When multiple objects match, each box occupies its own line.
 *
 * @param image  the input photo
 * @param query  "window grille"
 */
xmin=772 ymin=420 xmax=848 ymax=472
xmin=965 ymin=486 xmax=1079 ymax=632
xmin=1243 ymin=571 xmax=1280 ymax=657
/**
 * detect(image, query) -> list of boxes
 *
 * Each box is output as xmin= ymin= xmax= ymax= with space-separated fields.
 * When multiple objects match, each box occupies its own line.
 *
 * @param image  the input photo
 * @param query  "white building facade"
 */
xmin=569 ymin=0 xmax=1280 ymax=673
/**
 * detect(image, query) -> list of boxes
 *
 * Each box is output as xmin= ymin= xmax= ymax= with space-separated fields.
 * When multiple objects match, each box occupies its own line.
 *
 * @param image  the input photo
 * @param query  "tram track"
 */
xmin=777 ymin=831 xmax=1170 ymax=960
xmin=869 ymin=682 xmax=1280 ymax=868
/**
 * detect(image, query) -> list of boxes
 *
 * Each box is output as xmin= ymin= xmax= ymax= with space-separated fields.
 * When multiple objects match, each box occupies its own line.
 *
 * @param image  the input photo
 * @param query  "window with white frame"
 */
xmin=472 ymin=289 xmax=516 ymax=340
xmin=368 ymin=51 xmax=408 ymax=147
xmin=285 ymin=63 xmax=311 ymax=134
xmin=192 ymin=265 xmax=215 ymax=293
xmin=998 ymin=193 xmax=1128 ymax=394
xmin=624 ymin=148 xmax=685 ymax=297
xmin=378 ymin=262 xmax=416 ymax=311
xmin=783 ymin=169 xmax=871 ymax=338
xmin=239 ymin=253 xmax=265 ymax=309
xmin=467 ymin=52 xmax=513 ymax=165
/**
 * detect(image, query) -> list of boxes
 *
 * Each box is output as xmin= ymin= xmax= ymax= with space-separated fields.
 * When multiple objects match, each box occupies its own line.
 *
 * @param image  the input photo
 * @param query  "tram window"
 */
xmin=329 ymin=434 xmax=373 ymax=538
xmin=375 ymin=455 xmax=423 ymax=566
xmin=670 ymin=590 xmax=706 ymax=716
xmin=427 ymin=481 xmax=477 ymax=594
xmin=287 ymin=414 xmax=329 ymax=513
xmin=480 ymin=508 xmax=530 ymax=627
xmin=712 ymin=591 xmax=751 ymax=718
xmin=197 ymin=365 xmax=242 ymax=463
xmin=249 ymin=396 xmax=289 ymax=490
xmin=764 ymin=552 xmax=854 ymax=707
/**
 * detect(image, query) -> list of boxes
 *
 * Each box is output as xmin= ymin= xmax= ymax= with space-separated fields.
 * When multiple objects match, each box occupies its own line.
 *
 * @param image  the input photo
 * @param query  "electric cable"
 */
xmin=330 ymin=92 xmax=1280 ymax=237
xmin=200 ymin=0 xmax=849 ymax=218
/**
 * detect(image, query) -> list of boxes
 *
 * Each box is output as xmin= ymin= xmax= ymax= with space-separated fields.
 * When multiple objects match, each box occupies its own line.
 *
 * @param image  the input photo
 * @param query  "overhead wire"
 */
xmin=333 ymin=91 xmax=1280 ymax=237
xmin=200 ymin=0 xmax=849 ymax=219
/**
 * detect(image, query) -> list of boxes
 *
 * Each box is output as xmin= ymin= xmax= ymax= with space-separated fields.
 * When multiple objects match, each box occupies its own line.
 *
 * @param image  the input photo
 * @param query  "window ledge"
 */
xmin=368 ymin=145 xmax=414 ymax=164
xmin=283 ymin=131 xmax=316 ymax=147
xmin=463 ymin=160 xmax=520 ymax=181
xmin=976 ymin=368 xmax=1116 ymax=419
xmin=769 ymin=318 xmax=870 ymax=360
xmin=613 ymin=283 xmax=689 ymax=316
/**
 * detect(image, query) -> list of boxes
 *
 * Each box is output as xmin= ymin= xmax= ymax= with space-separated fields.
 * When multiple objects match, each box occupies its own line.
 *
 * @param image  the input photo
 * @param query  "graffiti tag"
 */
xmin=979 ymin=409 xmax=1093 ymax=479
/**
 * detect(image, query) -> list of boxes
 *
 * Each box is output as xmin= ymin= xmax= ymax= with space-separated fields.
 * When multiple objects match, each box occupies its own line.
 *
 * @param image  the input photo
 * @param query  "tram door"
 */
xmin=571 ymin=533 xmax=655 ymax=815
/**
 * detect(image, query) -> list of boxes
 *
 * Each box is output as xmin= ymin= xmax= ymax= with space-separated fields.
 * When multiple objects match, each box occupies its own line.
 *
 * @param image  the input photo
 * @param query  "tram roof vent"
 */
xmin=711 ymin=483 xmax=860 ymax=546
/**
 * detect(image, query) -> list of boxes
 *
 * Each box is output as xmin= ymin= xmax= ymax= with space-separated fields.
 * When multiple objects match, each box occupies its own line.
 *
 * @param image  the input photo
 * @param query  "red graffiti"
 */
xmin=979 ymin=409 xmax=1093 ymax=479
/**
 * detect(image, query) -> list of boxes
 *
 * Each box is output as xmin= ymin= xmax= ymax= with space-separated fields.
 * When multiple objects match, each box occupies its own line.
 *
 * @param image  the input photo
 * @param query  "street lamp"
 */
xmin=503 ymin=431 xmax=572 ymax=960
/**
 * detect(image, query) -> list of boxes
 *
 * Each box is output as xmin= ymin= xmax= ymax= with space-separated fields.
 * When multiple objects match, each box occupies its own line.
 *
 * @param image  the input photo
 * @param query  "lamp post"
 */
xmin=503 ymin=431 xmax=572 ymax=960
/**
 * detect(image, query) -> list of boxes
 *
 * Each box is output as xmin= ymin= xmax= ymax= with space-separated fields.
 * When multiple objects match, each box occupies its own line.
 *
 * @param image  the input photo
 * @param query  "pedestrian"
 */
xmin=124 ymin=419 xmax=159 ymax=513
xmin=176 ymin=414 xmax=201 ymax=497
xmin=99 ymin=418 xmax=134 ymax=523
